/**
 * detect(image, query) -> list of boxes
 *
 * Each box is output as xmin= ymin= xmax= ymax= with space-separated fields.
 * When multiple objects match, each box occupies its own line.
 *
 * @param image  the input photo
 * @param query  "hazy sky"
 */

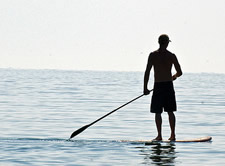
xmin=1 ymin=0 xmax=225 ymax=73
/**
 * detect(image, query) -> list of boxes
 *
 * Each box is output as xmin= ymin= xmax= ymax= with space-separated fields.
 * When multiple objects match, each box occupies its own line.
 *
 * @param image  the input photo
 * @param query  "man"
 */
xmin=143 ymin=34 xmax=182 ymax=141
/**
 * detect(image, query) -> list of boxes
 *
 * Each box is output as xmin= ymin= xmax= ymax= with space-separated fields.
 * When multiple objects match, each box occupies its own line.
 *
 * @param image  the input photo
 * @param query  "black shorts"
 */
xmin=150 ymin=81 xmax=177 ymax=113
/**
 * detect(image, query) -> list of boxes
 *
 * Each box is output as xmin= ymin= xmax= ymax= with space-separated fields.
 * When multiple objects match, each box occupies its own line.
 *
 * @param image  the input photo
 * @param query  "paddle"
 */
xmin=69 ymin=90 xmax=153 ymax=139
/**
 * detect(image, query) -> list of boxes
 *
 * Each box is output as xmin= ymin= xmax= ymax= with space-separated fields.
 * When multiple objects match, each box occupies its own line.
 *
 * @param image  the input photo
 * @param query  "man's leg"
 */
xmin=154 ymin=113 xmax=162 ymax=140
xmin=168 ymin=112 xmax=176 ymax=140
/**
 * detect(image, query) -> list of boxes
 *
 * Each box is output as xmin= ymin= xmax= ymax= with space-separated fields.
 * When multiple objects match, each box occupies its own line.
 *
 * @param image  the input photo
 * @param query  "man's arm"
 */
xmin=172 ymin=54 xmax=182 ymax=80
xmin=144 ymin=54 xmax=153 ymax=95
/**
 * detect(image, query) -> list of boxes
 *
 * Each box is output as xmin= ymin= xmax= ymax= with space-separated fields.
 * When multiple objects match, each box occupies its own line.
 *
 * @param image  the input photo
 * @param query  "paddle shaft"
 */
xmin=70 ymin=90 xmax=153 ymax=139
xmin=89 ymin=94 xmax=145 ymax=126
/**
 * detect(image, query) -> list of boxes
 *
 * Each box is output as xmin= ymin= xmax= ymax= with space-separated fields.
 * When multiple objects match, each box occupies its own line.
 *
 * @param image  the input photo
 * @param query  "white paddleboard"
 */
xmin=121 ymin=136 xmax=212 ymax=144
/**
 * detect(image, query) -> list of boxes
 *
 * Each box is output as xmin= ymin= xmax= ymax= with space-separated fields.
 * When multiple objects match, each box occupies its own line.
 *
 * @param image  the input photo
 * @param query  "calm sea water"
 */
xmin=0 ymin=69 xmax=225 ymax=165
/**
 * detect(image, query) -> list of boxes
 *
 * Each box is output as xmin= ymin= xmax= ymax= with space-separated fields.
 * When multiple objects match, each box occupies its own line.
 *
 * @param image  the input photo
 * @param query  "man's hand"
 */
xmin=144 ymin=89 xmax=150 ymax=95
xmin=172 ymin=75 xmax=177 ymax=81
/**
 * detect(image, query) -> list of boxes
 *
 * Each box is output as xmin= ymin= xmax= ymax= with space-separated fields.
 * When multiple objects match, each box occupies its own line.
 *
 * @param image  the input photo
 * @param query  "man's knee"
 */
xmin=155 ymin=113 xmax=162 ymax=117
xmin=167 ymin=112 xmax=175 ymax=116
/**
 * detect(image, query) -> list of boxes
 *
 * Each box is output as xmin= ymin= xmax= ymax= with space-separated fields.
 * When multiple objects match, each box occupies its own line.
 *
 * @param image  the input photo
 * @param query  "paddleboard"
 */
xmin=121 ymin=136 xmax=212 ymax=144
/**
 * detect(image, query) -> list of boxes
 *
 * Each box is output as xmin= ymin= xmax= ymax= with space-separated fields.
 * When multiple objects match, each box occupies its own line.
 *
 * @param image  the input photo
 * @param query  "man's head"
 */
xmin=158 ymin=34 xmax=171 ymax=45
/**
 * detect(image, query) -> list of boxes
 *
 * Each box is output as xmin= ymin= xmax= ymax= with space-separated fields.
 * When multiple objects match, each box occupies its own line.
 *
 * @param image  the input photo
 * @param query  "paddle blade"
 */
xmin=70 ymin=125 xmax=90 ymax=139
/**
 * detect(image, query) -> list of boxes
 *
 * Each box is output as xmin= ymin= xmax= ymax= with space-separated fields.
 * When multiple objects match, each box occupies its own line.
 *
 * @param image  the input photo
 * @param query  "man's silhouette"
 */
xmin=144 ymin=34 xmax=182 ymax=141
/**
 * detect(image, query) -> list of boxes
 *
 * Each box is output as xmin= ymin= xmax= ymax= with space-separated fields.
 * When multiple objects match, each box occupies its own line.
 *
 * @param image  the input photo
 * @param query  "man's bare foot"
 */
xmin=152 ymin=136 xmax=162 ymax=141
xmin=168 ymin=136 xmax=176 ymax=141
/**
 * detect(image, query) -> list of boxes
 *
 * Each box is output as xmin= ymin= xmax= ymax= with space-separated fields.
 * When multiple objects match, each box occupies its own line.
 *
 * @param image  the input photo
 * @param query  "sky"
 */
xmin=0 ymin=0 xmax=225 ymax=73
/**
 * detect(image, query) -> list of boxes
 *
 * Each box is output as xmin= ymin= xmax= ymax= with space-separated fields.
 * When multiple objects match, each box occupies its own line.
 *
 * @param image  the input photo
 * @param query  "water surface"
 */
xmin=0 ymin=69 xmax=224 ymax=165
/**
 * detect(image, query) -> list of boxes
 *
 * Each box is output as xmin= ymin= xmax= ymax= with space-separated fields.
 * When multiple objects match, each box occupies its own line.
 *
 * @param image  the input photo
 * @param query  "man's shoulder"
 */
xmin=150 ymin=50 xmax=159 ymax=56
xmin=150 ymin=50 xmax=159 ymax=54
xmin=166 ymin=50 xmax=175 ymax=56
xmin=150 ymin=50 xmax=175 ymax=57
xmin=165 ymin=50 xmax=177 ymax=60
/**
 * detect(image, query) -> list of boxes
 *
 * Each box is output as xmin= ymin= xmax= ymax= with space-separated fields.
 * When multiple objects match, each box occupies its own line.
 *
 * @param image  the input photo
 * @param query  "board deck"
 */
xmin=121 ymin=136 xmax=212 ymax=144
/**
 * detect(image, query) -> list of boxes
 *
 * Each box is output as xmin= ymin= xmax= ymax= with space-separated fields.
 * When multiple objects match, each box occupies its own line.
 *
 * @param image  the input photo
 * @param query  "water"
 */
xmin=0 ymin=69 xmax=224 ymax=165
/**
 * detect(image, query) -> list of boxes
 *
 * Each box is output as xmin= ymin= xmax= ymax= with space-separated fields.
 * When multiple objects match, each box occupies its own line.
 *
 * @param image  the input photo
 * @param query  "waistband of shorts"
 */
xmin=154 ymin=81 xmax=173 ymax=88
xmin=154 ymin=81 xmax=173 ymax=85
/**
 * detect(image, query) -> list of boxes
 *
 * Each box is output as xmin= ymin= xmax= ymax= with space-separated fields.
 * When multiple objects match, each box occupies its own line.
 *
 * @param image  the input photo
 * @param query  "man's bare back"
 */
xmin=149 ymin=49 xmax=181 ymax=82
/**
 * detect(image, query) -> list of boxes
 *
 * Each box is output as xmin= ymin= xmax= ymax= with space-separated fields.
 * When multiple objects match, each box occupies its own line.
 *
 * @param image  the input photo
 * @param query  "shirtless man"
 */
xmin=143 ymin=34 xmax=182 ymax=141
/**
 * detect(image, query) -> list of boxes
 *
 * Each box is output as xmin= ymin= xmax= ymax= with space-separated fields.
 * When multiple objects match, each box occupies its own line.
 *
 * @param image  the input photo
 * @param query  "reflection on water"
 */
xmin=138 ymin=142 xmax=177 ymax=165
